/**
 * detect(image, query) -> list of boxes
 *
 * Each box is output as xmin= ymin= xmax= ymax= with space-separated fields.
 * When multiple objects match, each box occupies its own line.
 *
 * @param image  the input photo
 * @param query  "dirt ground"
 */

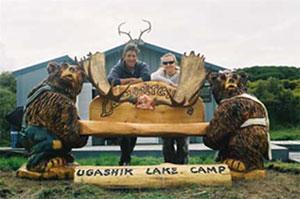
xmin=0 ymin=170 xmax=299 ymax=199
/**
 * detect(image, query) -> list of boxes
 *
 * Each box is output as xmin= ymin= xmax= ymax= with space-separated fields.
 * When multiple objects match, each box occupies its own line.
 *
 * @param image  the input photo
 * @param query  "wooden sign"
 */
xmin=74 ymin=164 xmax=232 ymax=188
xmin=89 ymin=81 xmax=205 ymax=123
xmin=79 ymin=120 xmax=208 ymax=136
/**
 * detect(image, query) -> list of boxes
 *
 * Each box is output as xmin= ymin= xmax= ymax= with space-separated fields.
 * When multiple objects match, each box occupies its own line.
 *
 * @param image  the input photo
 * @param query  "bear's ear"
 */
xmin=206 ymin=72 xmax=219 ymax=84
xmin=239 ymin=71 xmax=248 ymax=86
xmin=207 ymin=72 xmax=219 ymax=85
xmin=47 ymin=62 xmax=59 ymax=74
xmin=60 ymin=63 xmax=69 ymax=69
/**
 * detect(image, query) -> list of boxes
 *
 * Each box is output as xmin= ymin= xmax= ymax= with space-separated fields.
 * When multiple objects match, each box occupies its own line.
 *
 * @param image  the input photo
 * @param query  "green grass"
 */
xmin=270 ymin=127 xmax=300 ymax=140
xmin=77 ymin=154 xmax=215 ymax=166
xmin=266 ymin=161 xmax=300 ymax=173
xmin=0 ymin=156 xmax=27 ymax=171
xmin=0 ymin=138 xmax=10 ymax=147
xmin=76 ymin=155 xmax=165 ymax=166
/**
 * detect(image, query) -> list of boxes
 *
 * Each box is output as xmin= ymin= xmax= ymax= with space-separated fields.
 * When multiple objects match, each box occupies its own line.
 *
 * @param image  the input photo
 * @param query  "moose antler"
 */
xmin=78 ymin=52 xmax=129 ymax=101
xmin=156 ymin=52 xmax=206 ymax=107
xmin=117 ymin=20 xmax=151 ymax=44
xmin=173 ymin=52 xmax=206 ymax=106
xmin=118 ymin=22 xmax=133 ymax=41
xmin=137 ymin=19 xmax=152 ymax=42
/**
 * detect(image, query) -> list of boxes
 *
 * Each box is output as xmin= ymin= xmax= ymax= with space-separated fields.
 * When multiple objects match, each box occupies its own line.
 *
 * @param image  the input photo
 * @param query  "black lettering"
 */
xmin=146 ymin=168 xmax=152 ymax=175
xmin=120 ymin=168 xmax=124 ymax=176
xmin=207 ymin=167 xmax=217 ymax=173
xmin=162 ymin=167 xmax=171 ymax=174
xmin=76 ymin=169 xmax=85 ymax=176
xmin=125 ymin=168 xmax=133 ymax=176
xmin=153 ymin=168 xmax=161 ymax=175
xmin=199 ymin=167 xmax=207 ymax=174
xmin=146 ymin=167 xmax=179 ymax=175
xmin=86 ymin=169 xmax=94 ymax=176
xmin=190 ymin=167 xmax=197 ymax=173
xmin=171 ymin=167 xmax=178 ymax=175
xmin=218 ymin=166 xmax=226 ymax=174
xmin=104 ymin=169 xmax=111 ymax=176
xmin=110 ymin=169 xmax=119 ymax=176
xmin=94 ymin=169 xmax=103 ymax=176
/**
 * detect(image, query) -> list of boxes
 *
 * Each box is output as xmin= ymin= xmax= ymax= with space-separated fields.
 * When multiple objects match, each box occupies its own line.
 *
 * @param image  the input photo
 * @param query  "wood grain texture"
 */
xmin=89 ymin=82 xmax=205 ymax=123
xmin=79 ymin=120 xmax=208 ymax=136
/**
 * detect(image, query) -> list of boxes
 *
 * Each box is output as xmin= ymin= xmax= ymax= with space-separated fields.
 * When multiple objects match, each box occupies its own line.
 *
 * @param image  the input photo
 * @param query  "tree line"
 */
xmin=239 ymin=66 xmax=300 ymax=81
xmin=238 ymin=66 xmax=300 ymax=129
xmin=0 ymin=72 xmax=16 ymax=146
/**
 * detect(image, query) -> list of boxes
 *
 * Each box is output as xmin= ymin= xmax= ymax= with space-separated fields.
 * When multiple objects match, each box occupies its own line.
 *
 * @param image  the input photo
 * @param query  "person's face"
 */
xmin=124 ymin=50 xmax=137 ymax=69
xmin=162 ymin=55 xmax=176 ymax=76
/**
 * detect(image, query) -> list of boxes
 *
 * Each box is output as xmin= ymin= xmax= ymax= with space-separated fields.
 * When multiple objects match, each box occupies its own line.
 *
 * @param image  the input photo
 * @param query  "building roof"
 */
xmin=13 ymin=42 xmax=225 ymax=77
xmin=105 ymin=42 xmax=182 ymax=58
xmin=13 ymin=55 xmax=76 ymax=77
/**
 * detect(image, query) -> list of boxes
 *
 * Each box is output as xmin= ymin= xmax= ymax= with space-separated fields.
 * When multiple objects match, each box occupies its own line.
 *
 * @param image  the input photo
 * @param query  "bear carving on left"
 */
xmin=17 ymin=62 xmax=88 ymax=179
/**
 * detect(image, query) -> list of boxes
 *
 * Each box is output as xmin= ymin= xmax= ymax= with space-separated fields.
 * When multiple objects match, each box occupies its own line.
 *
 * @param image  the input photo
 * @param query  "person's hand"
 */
xmin=120 ymin=78 xmax=134 ymax=85
xmin=129 ymin=78 xmax=143 ymax=84
xmin=120 ymin=78 xmax=143 ymax=85
xmin=169 ymin=82 xmax=177 ymax=87
xmin=135 ymin=94 xmax=155 ymax=110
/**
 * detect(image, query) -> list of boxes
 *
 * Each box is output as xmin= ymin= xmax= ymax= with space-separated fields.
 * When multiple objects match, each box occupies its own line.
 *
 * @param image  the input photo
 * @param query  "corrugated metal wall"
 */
xmin=16 ymin=67 xmax=48 ymax=106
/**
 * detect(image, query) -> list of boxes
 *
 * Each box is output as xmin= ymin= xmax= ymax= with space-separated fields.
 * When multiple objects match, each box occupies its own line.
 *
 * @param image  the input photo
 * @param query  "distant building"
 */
xmin=13 ymin=42 xmax=225 ymax=145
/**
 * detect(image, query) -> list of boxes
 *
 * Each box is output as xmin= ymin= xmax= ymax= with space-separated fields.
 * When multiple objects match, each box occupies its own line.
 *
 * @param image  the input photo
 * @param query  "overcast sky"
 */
xmin=0 ymin=0 xmax=299 ymax=72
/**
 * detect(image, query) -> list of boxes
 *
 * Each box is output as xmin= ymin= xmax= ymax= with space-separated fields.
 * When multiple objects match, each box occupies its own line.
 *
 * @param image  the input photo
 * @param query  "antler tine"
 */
xmin=74 ymin=56 xmax=79 ymax=64
xmin=138 ymin=19 xmax=152 ymax=41
xmin=75 ymin=56 xmax=84 ymax=70
xmin=167 ymin=52 xmax=206 ymax=107
xmin=118 ymin=22 xmax=133 ymax=41
xmin=106 ymin=82 xmax=132 ymax=102
xmin=82 ymin=52 xmax=131 ymax=102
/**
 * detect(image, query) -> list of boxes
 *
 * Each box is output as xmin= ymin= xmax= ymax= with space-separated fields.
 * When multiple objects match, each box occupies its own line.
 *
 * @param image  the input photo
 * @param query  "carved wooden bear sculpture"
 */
xmin=203 ymin=71 xmax=271 ymax=179
xmin=19 ymin=62 xmax=88 ymax=176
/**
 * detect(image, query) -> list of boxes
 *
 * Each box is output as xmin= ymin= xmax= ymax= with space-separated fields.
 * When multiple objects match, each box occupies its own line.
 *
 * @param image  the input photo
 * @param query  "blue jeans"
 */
xmin=10 ymin=131 xmax=18 ymax=148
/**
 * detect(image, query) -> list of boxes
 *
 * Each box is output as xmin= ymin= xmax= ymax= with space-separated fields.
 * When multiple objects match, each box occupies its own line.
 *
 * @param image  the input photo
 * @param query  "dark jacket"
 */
xmin=5 ymin=106 xmax=24 ymax=131
xmin=107 ymin=59 xmax=151 ymax=85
